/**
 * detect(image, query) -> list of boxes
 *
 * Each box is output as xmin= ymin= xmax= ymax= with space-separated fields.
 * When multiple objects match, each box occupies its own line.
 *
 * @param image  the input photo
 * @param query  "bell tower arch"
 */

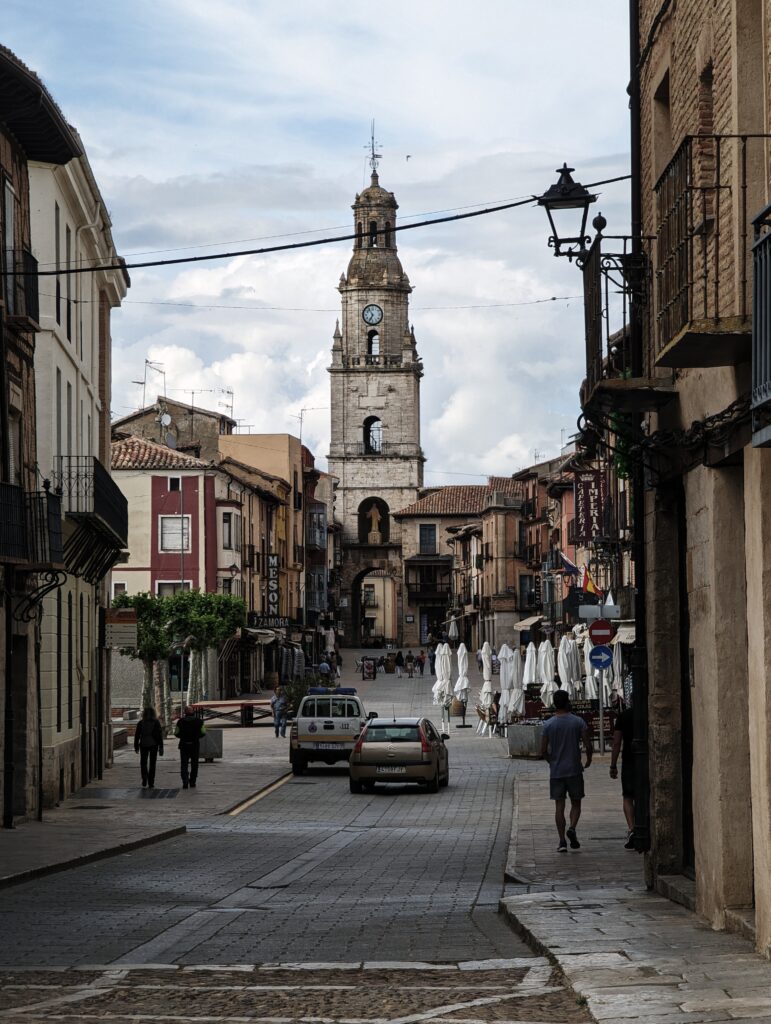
xmin=328 ymin=162 xmax=425 ymax=644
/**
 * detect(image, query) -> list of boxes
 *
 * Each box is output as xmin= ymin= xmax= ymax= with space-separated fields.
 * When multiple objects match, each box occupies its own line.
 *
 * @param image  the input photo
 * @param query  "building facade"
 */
xmin=327 ymin=169 xmax=424 ymax=645
xmin=31 ymin=145 xmax=129 ymax=808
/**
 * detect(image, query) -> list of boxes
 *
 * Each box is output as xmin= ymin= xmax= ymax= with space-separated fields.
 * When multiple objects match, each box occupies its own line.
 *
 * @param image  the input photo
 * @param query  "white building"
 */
xmin=29 ymin=145 xmax=129 ymax=805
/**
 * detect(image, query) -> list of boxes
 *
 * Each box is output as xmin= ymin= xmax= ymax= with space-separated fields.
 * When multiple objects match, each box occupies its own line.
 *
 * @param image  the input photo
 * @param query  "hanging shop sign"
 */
xmin=266 ymin=553 xmax=280 ymax=617
xmin=574 ymin=470 xmax=607 ymax=543
xmin=105 ymin=608 xmax=138 ymax=648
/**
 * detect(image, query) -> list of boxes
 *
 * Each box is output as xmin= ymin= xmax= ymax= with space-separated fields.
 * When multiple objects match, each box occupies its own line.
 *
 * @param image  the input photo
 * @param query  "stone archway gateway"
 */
xmin=340 ymin=556 xmax=403 ymax=647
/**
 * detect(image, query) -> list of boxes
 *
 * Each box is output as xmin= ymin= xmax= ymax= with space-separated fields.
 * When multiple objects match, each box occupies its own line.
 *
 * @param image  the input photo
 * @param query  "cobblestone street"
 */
xmin=0 ymin=664 xmax=587 ymax=1022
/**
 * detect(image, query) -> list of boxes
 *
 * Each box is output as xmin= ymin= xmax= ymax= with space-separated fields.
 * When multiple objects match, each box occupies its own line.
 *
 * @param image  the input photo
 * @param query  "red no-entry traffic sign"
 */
xmin=588 ymin=618 xmax=616 ymax=645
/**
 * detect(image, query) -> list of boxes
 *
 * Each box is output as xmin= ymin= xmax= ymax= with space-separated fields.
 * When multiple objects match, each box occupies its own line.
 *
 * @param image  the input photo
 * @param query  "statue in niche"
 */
xmin=367 ymin=502 xmax=382 ymax=544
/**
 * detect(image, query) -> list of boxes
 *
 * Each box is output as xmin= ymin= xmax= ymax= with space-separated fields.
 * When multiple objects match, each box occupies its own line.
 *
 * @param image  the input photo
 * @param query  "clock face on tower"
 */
xmin=362 ymin=303 xmax=383 ymax=326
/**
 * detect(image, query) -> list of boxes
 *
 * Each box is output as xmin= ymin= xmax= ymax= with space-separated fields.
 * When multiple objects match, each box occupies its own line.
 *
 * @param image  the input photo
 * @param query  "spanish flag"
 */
xmin=582 ymin=566 xmax=603 ymax=599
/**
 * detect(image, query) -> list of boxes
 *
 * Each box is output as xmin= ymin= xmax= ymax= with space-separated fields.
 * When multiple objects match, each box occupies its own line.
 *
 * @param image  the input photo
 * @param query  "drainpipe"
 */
xmin=628 ymin=0 xmax=652 ymax=854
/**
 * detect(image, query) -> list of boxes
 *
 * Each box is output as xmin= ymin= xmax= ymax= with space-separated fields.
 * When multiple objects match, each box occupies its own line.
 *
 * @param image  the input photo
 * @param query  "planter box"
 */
xmin=199 ymin=728 xmax=223 ymax=762
xmin=507 ymin=723 xmax=544 ymax=759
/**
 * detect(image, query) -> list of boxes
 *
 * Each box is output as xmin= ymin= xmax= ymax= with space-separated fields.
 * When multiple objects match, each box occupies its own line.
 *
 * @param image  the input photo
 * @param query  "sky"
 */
xmin=5 ymin=0 xmax=632 ymax=484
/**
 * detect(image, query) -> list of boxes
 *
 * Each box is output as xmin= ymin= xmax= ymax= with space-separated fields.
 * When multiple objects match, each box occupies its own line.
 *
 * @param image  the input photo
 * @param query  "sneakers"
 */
xmin=566 ymin=827 xmax=581 ymax=849
xmin=557 ymin=841 xmax=568 ymax=853
xmin=624 ymin=831 xmax=635 ymax=850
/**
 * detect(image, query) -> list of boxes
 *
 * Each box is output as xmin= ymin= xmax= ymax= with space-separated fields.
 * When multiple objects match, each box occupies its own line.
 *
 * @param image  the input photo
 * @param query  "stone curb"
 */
xmin=0 ymin=825 xmax=187 ymax=890
xmin=498 ymin=897 xmax=598 ymax=1021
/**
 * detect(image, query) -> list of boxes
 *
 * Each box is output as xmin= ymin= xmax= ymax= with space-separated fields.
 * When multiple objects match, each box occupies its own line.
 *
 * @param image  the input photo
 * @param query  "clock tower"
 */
xmin=328 ymin=167 xmax=424 ymax=644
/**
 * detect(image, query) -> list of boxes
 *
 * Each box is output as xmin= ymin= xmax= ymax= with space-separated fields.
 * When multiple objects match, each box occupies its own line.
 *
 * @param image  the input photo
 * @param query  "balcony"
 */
xmin=345 ymin=354 xmax=403 ymax=368
xmin=4 ymin=248 xmax=40 ymax=330
xmin=52 ymin=456 xmax=128 ymax=582
xmin=349 ymin=441 xmax=417 ymax=457
xmin=406 ymin=581 xmax=451 ymax=600
xmin=752 ymin=202 xmax=771 ymax=445
xmin=0 ymin=483 xmax=63 ymax=567
xmin=653 ymin=134 xmax=766 ymax=368
xmin=306 ymin=526 xmax=326 ymax=551
xmin=361 ymin=595 xmax=379 ymax=608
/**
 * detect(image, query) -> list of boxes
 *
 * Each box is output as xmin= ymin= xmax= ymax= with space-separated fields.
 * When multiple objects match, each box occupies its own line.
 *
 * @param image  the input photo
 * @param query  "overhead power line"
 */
xmin=26 ymin=174 xmax=630 ymax=279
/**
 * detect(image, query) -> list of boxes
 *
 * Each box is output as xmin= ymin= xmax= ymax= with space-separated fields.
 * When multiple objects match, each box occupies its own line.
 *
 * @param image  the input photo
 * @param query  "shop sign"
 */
xmin=105 ymin=608 xmax=138 ymax=648
xmin=574 ymin=470 xmax=607 ymax=543
xmin=247 ymin=613 xmax=291 ymax=629
xmin=266 ymin=553 xmax=280 ymax=617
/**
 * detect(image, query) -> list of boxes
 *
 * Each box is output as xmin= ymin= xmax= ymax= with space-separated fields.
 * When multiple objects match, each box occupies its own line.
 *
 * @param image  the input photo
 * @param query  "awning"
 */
xmin=241 ymin=627 xmax=282 ymax=645
xmin=612 ymin=624 xmax=636 ymax=645
xmin=513 ymin=615 xmax=542 ymax=631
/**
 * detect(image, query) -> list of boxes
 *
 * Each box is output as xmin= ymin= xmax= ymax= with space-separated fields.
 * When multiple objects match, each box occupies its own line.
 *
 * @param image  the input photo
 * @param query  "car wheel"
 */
xmin=291 ymin=753 xmax=306 ymax=776
xmin=427 ymin=767 xmax=439 ymax=793
xmin=349 ymin=777 xmax=363 ymax=794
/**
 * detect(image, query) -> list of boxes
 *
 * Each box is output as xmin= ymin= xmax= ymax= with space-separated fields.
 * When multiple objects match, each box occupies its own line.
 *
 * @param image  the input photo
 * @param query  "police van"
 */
xmin=289 ymin=688 xmax=375 ymax=773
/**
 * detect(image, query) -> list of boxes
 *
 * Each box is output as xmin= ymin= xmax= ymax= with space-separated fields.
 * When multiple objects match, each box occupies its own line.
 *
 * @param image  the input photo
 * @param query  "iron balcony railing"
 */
xmin=654 ymin=133 xmax=770 ymax=356
xmin=406 ymin=581 xmax=451 ymax=597
xmin=53 ymin=456 xmax=128 ymax=546
xmin=0 ymin=483 xmax=63 ymax=566
xmin=345 ymin=354 xmax=403 ymax=368
xmin=752 ymin=202 xmax=771 ymax=445
xmin=349 ymin=441 xmax=418 ymax=457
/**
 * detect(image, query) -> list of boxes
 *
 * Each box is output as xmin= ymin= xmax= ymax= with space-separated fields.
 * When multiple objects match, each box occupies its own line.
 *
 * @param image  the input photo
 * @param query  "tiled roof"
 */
xmin=395 ymin=478 xmax=523 ymax=517
xmin=111 ymin=436 xmax=209 ymax=471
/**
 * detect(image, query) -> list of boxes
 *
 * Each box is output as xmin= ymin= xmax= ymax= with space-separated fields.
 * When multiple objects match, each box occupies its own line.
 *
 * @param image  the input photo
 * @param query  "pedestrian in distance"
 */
xmin=318 ymin=657 xmax=331 ymax=681
xmin=395 ymin=650 xmax=404 ymax=678
xmin=271 ymin=685 xmax=289 ymax=738
xmin=335 ymin=651 xmax=343 ymax=678
xmin=428 ymin=643 xmax=436 ymax=676
xmin=405 ymin=650 xmax=415 ymax=678
xmin=417 ymin=649 xmax=426 ymax=676
xmin=134 ymin=707 xmax=163 ymax=789
xmin=175 ymin=705 xmax=206 ymax=789
xmin=539 ymin=689 xmax=592 ymax=852
xmin=610 ymin=703 xmax=636 ymax=849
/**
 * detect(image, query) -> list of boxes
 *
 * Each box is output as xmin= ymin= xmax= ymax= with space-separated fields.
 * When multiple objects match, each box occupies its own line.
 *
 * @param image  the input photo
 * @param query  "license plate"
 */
xmin=314 ymin=742 xmax=344 ymax=750
xmin=376 ymin=765 xmax=407 ymax=773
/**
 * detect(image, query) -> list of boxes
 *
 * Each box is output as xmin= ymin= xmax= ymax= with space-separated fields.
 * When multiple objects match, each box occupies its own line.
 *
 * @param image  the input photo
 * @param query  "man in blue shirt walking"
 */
xmin=539 ymin=689 xmax=593 ymax=852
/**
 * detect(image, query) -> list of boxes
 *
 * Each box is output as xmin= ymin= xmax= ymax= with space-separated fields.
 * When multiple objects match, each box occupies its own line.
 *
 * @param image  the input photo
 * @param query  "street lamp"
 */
xmin=536 ymin=164 xmax=597 ymax=259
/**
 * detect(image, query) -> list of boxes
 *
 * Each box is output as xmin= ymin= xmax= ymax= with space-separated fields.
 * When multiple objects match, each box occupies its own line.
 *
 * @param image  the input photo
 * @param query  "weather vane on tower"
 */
xmin=366 ymin=119 xmax=382 ymax=174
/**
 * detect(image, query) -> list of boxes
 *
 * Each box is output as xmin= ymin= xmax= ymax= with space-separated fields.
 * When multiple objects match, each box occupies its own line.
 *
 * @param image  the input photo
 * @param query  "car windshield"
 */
xmin=363 ymin=726 xmax=420 ymax=743
xmin=301 ymin=698 xmax=359 ymax=718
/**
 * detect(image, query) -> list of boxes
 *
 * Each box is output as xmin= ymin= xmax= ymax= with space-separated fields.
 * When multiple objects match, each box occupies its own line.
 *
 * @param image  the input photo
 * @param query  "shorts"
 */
xmin=621 ymin=762 xmax=635 ymax=799
xmin=549 ymin=774 xmax=585 ymax=801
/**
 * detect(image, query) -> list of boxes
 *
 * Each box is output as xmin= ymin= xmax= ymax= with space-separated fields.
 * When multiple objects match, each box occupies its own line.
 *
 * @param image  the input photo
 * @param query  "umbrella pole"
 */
xmin=456 ymin=698 xmax=472 ymax=729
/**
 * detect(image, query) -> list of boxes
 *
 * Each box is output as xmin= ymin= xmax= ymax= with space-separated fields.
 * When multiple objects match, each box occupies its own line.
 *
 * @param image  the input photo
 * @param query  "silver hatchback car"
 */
xmin=348 ymin=717 xmax=449 ymax=793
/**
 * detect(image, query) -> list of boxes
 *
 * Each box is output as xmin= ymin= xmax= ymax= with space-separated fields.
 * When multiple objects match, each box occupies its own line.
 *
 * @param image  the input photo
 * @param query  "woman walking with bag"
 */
xmin=134 ymin=707 xmax=163 ymax=789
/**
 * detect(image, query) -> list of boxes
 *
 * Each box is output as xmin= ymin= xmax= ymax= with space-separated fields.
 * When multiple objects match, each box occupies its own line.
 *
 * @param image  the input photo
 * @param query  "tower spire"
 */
xmin=366 ymin=118 xmax=382 ymax=183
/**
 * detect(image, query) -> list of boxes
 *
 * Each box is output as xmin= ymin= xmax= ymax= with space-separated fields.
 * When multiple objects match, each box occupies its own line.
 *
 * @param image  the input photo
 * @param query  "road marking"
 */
xmin=226 ymin=772 xmax=294 ymax=816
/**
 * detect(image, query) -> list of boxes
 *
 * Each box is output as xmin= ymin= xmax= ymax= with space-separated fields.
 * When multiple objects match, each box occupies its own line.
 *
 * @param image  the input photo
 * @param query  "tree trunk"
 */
xmin=153 ymin=661 xmax=162 ymax=719
xmin=141 ymin=660 xmax=153 ymax=709
xmin=186 ymin=650 xmax=197 ymax=707
xmin=161 ymin=660 xmax=172 ymax=734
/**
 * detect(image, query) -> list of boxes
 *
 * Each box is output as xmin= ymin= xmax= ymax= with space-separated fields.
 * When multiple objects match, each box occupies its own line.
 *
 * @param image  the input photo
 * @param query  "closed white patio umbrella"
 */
xmin=497 ymin=643 xmax=515 ymax=717
xmin=432 ymin=642 xmax=450 ymax=703
xmin=538 ymin=639 xmax=557 ymax=706
xmin=448 ymin=616 xmax=459 ymax=642
xmin=480 ymin=640 xmax=493 ymax=707
xmin=612 ymin=638 xmax=624 ymax=703
xmin=583 ymin=635 xmax=598 ymax=700
xmin=557 ymin=636 xmax=574 ymax=698
xmin=523 ymin=641 xmax=538 ymax=688
xmin=454 ymin=642 xmax=470 ymax=703
xmin=509 ymin=644 xmax=525 ymax=717
xmin=568 ymin=638 xmax=583 ymax=697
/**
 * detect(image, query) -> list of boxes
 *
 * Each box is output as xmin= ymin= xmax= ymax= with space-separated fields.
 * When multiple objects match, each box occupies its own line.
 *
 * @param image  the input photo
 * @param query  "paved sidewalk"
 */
xmin=502 ymin=754 xmax=771 ymax=1022
xmin=0 ymin=722 xmax=290 ymax=886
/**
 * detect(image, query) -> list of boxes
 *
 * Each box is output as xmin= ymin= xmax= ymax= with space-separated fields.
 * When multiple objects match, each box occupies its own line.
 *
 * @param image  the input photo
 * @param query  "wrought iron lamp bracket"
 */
xmin=12 ymin=570 xmax=68 ymax=623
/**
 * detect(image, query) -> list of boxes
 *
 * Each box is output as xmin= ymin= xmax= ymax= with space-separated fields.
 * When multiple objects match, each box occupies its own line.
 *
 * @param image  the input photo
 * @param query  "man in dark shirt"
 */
xmin=610 ymin=705 xmax=636 ymax=849
xmin=174 ymin=706 xmax=206 ymax=789
xmin=539 ymin=689 xmax=592 ymax=852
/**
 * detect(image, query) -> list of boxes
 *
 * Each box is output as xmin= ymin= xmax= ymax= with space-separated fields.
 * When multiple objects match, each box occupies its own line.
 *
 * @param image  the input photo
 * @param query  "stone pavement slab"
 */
xmin=0 ymin=722 xmax=290 ymax=886
xmin=501 ymin=749 xmax=771 ymax=1022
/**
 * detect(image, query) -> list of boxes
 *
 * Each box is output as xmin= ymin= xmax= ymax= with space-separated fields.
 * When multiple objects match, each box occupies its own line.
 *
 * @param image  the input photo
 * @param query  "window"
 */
xmin=157 ymin=581 xmax=191 ymax=597
xmin=112 ymin=581 xmax=127 ymax=599
xmin=363 ymin=416 xmax=382 ymax=454
xmin=419 ymin=524 xmax=437 ymax=555
xmin=222 ymin=511 xmax=232 ymax=549
xmin=67 ymin=591 xmax=73 ymax=729
xmin=357 ymin=221 xmax=363 ymax=249
xmin=55 ymin=369 xmax=62 ymax=459
xmin=55 ymin=202 xmax=61 ymax=324
xmin=65 ymin=224 xmax=72 ymax=340
xmin=159 ymin=515 xmax=191 ymax=552
xmin=367 ymin=330 xmax=380 ymax=356
xmin=221 ymin=577 xmax=233 ymax=594
xmin=56 ymin=589 xmax=62 ymax=733
xmin=385 ymin=221 xmax=392 ymax=247
xmin=66 ymin=382 xmax=72 ymax=457
xmin=3 ymin=181 xmax=16 ymax=314
xmin=169 ymin=476 xmax=181 ymax=492
xmin=653 ymin=70 xmax=672 ymax=180
xmin=369 ymin=220 xmax=378 ymax=247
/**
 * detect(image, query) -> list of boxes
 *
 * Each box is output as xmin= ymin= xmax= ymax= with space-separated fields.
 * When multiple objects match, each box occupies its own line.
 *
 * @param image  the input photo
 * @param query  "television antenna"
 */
xmin=131 ymin=360 xmax=166 ymax=410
